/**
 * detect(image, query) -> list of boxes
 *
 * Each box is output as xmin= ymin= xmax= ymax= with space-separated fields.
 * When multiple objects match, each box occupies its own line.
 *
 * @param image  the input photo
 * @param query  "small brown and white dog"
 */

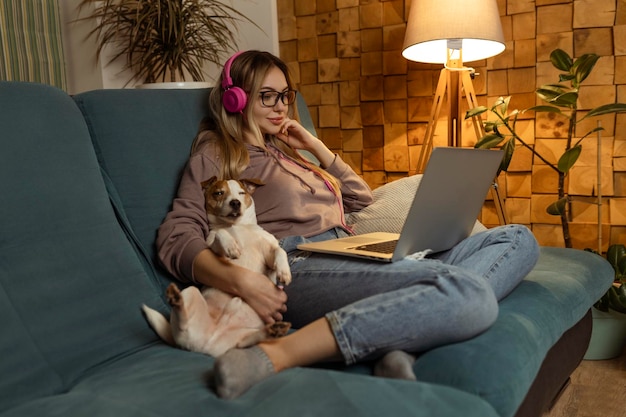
xmin=142 ymin=177 xmax=291 ymax=357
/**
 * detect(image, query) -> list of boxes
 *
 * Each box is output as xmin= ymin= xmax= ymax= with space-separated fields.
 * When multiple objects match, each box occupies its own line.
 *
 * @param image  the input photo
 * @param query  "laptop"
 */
xmin=296 ymin=147 xmax=503 ymax=262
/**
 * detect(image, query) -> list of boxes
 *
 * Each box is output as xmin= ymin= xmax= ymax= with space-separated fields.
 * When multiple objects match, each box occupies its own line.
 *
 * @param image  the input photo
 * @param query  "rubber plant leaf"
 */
xmin=557 ymin=145 xmax=582 ymax=173
xmin=465 ymin=106 xmax=488 ymax=119
xmin=552 ymin=91 xmax=578 ymax=107
xmin=573 ymin=54 xmax=600 ymax=85
xmin=608 ymin=285 xmax=626 ymax=313
xmin=617 ymin=255 xmax=626 ymax=281
xmin=536 ymin=87 xmax=563 ymax=102
xmin=581 ymin=103 xmax=626 ymax=120
xmin=546 ymin=197 xmax=567 ymax=215
xmin=550 ymin=49 xmax=573 ymax=71
xmin=475 ymin=134 xmax=505 ymax=149
xmin=607 ymin=244 xmax=626 ymax=272
xmin=499 ymin=137 xmax=515 ymax=172
xmin=527 ymin=105 xmax=563 ymax=114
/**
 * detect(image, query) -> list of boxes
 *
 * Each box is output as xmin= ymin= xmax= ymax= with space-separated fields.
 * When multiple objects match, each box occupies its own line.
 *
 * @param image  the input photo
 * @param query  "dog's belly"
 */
xmin=201 ymin=287 xmax=264 ymax=330
xmin=228 ymin=250 xmax=274 ymax=278
xmin=170 ymin=286 xmax=265 ymax=356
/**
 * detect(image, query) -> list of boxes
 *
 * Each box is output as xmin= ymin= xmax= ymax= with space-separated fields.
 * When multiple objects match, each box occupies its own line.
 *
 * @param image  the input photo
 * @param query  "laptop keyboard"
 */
xmin=351 ymin=240 xmax=398 ymax=254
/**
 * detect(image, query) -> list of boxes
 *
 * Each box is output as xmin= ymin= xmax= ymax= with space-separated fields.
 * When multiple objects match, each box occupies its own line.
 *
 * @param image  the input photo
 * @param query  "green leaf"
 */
xmin=501 ymin=96 xmax=511 ymax=115
xmin=552 ymin=91 xmax=578 ymax=107
xmin=536 ymin=87 xmax=563 ymax=102
xmin=607 ymin=244 xmax=626 ymax=271
xmin=475 ymin=134 xmax=505 ymax=149
xmin=546 ymin=197 xmax=567 ymax=215
xmin=559 ymin=74 xmax=576 ymax=82
xmin=581 ymin=103 xmax=626 ymax=120
xmin=527 ymin=105 xmax=563 ymax=114
xmin=608 ymin=285 xmax=626 ymax=313
xmin=550 ymin=49 xmax=573 ymax=72
xmin=543 ymin=83 xmax=569 ymax=89
xmin=573 ymin=53 xmax=600 ymax=85
xmin=465 ymin=106 xmax=488 ymax=119
xmin=483 ymin=121 xmax=496 ymax=133
xmin=499 ymin=138 xmax=515 ymax=172
xmin=557 ymin=145 xmax=581 ymax=173
xmin=576 ymin=127 xmax=604 ymax=145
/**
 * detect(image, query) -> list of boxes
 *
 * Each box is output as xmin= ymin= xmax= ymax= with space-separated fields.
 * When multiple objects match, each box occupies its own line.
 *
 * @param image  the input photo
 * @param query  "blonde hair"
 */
xmin=192 ymin=50 xmax=340 ymax=193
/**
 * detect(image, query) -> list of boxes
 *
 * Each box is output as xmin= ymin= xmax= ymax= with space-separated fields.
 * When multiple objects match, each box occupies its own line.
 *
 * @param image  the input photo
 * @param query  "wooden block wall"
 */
xmin=277 ymin=0 xmax=626 ymax=249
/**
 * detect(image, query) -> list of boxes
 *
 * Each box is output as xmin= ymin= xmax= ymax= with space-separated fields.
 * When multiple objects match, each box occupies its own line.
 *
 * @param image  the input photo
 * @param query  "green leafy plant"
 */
xmin=77 ymin=0 xmax=257 ymax=84
xmin=587 ymin=244 xmax=626 ymax=313
xmin=467 ymin=49 xmax=626 ymax=247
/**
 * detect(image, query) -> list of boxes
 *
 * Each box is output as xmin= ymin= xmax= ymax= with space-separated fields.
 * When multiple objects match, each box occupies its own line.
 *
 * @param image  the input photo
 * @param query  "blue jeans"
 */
xmin=280 ymin=224 xmax=539 ymax=365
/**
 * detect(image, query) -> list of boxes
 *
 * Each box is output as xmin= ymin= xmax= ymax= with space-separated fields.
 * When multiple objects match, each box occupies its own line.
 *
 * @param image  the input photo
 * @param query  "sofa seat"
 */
xmin=1 ymin=344 xmax=499 ymax=417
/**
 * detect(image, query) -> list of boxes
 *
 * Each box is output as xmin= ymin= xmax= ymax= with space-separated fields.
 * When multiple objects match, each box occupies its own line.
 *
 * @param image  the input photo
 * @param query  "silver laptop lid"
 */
xmin=391 ymin=147 xmax=503 ymax=261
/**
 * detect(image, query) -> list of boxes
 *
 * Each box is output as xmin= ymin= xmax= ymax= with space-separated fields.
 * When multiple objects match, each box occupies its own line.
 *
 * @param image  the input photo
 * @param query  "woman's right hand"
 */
xmin=235 ymin=267 xmax=288 ymax=324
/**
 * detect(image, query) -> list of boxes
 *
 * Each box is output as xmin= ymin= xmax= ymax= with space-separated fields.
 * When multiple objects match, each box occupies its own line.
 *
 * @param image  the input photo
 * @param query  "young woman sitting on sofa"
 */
xmin=156 ymin=50 xmax=540 ymax=399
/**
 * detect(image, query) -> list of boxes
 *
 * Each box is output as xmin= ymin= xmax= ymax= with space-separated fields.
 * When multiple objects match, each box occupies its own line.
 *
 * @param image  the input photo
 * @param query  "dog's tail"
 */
xmin=141 ymin=305 xmax=176 ymax=346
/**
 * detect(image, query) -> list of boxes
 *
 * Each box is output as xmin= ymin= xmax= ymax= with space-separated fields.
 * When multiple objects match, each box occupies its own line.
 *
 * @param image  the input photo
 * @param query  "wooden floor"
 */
xmin=543 ymin=347 xmax=626 ymax=417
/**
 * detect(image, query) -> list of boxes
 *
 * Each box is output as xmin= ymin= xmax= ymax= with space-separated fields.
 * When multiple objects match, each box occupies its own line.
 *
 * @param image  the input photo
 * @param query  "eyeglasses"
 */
xmin=259 ymin=89 xmax=297 ymax=107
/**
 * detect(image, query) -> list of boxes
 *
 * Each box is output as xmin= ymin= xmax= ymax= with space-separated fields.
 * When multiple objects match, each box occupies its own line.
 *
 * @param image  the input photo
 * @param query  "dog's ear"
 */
xmin=201 ymin=176 xmax=218 ymax=190
xmin=240 ymin=178 xmax=265 ymax=194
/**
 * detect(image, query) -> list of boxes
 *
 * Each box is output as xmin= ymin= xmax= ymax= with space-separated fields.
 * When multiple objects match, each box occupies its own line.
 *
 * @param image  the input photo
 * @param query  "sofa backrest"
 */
xmin=0 ymin=82 xmax=165 ymax=412
xmin=73 ymin=88 xmax=209 ymax=288
xmin=73 ymin=88 xmax=318 ymax=287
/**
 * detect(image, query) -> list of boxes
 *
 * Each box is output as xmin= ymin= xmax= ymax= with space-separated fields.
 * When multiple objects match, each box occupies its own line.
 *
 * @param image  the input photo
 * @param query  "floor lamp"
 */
xmin=402 ymin=0 xmax=508 ymax=224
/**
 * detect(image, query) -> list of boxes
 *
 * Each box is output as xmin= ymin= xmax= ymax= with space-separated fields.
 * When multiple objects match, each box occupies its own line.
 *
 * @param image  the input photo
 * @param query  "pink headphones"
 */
xmin=221 ymin=51 xmax=247 ymax=113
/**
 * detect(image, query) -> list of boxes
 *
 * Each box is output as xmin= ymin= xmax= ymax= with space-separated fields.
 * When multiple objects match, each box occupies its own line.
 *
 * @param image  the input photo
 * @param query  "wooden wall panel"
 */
xmin=277 ymin=0 xmax=625 ymax=249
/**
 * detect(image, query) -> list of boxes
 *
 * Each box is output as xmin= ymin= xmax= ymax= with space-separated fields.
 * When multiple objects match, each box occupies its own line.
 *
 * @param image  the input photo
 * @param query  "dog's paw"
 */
xmin=272 ymin=249 xmax=291 ymax=286
xmin=166 ymin=283 xmax=183 ymax=308
xmin=275 ymin=268 xmax=292 ymax=287
xmin=222 ymin=242 xmax=241 ymax=259
xmin=208 ymin=229 xmax=241 ymax=259
xmin=266 ymin=321 xmax=291 ymax=338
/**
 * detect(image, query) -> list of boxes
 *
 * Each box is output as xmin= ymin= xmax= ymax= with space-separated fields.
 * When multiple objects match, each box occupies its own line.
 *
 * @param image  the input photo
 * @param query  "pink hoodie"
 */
xmin=156 ymin=135 xmax=373 ymax=282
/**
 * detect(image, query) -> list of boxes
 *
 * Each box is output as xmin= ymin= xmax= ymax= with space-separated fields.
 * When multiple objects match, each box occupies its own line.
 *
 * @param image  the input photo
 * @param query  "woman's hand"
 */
xmin=235 ymin=267 xmax=288 ymax=324
xmin=276 ymin=118 xmax=335 ymax=168
xmin=192 ymin=249 xmax=288 ymax=324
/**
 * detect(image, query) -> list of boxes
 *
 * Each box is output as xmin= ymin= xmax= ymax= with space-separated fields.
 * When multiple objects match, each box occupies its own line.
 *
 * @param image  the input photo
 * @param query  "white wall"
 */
xmin=57 ymin=0 xmax=278 ymax=94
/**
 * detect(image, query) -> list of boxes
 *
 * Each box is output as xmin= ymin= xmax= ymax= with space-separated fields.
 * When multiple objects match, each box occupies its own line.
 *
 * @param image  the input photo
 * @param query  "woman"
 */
xmin=156 ymin=50 xmax=540 ymax=400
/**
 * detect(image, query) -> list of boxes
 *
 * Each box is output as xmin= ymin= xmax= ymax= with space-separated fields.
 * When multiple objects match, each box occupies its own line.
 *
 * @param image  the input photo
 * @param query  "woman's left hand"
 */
xmin=276 ymin=118 xmax=314 ymax=150
xmin=276 ymin=118 xmax=335 ymax=168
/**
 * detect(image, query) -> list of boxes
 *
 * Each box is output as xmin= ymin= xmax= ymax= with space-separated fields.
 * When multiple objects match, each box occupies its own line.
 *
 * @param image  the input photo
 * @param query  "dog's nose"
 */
xmin=230 ymin=200 xmax=241 ymax=210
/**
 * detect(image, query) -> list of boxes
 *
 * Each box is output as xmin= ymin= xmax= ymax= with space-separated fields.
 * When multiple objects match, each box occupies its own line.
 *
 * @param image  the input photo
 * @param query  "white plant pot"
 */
xmin=135 ymin=82 xmax=212 ymax=89
xmin=583 ymin=307 xmax=626 ymax=360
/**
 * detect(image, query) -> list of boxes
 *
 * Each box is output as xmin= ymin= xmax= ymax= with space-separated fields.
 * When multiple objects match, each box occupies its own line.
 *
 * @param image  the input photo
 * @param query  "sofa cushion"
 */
xmin=0 ymin=82 xmax=165 ymax=412
xmin=74 ymin=88 xmax=209 ymax=289
xmin=346 ymin=175 xmax=487 ymax=235
xmin=0 ymin=345 xmax=499 ymax=417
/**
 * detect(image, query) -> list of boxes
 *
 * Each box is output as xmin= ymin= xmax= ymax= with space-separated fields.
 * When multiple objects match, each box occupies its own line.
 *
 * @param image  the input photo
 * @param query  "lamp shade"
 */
xmin=402 ymin=0 xmax=505 ymax=64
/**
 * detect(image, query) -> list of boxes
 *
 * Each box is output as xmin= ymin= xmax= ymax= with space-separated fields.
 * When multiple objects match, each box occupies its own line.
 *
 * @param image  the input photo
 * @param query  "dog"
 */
xmin=142 ymin=177 xmax=291 ymax=357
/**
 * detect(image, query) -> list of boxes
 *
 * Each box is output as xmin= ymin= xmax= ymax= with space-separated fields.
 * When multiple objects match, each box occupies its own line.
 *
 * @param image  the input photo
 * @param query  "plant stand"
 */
xmin=583 ymin=308 xmax=626 ymax=360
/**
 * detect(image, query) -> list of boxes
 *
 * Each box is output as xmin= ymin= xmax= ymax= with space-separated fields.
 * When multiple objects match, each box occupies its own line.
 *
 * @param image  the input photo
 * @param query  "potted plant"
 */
xmin=467 ymin=49 xmax=626 ymax=247
xmin=583 ymin=244 xmax=626 ymax=360
xmin=77 ymin=0 xmax=257 ymax=86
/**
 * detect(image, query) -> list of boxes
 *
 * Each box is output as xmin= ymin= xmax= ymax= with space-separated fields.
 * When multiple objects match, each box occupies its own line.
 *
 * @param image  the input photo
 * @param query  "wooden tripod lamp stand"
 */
xmin=402 ymin=0 xmax=508 ymax=224
xmin=414 ymin=48 xmax=484 ymax=173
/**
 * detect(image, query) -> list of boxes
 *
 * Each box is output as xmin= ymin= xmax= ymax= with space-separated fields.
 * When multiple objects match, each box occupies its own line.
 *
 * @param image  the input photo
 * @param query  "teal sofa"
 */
xmin=0 ymin=81 xmax=614 ymax=417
